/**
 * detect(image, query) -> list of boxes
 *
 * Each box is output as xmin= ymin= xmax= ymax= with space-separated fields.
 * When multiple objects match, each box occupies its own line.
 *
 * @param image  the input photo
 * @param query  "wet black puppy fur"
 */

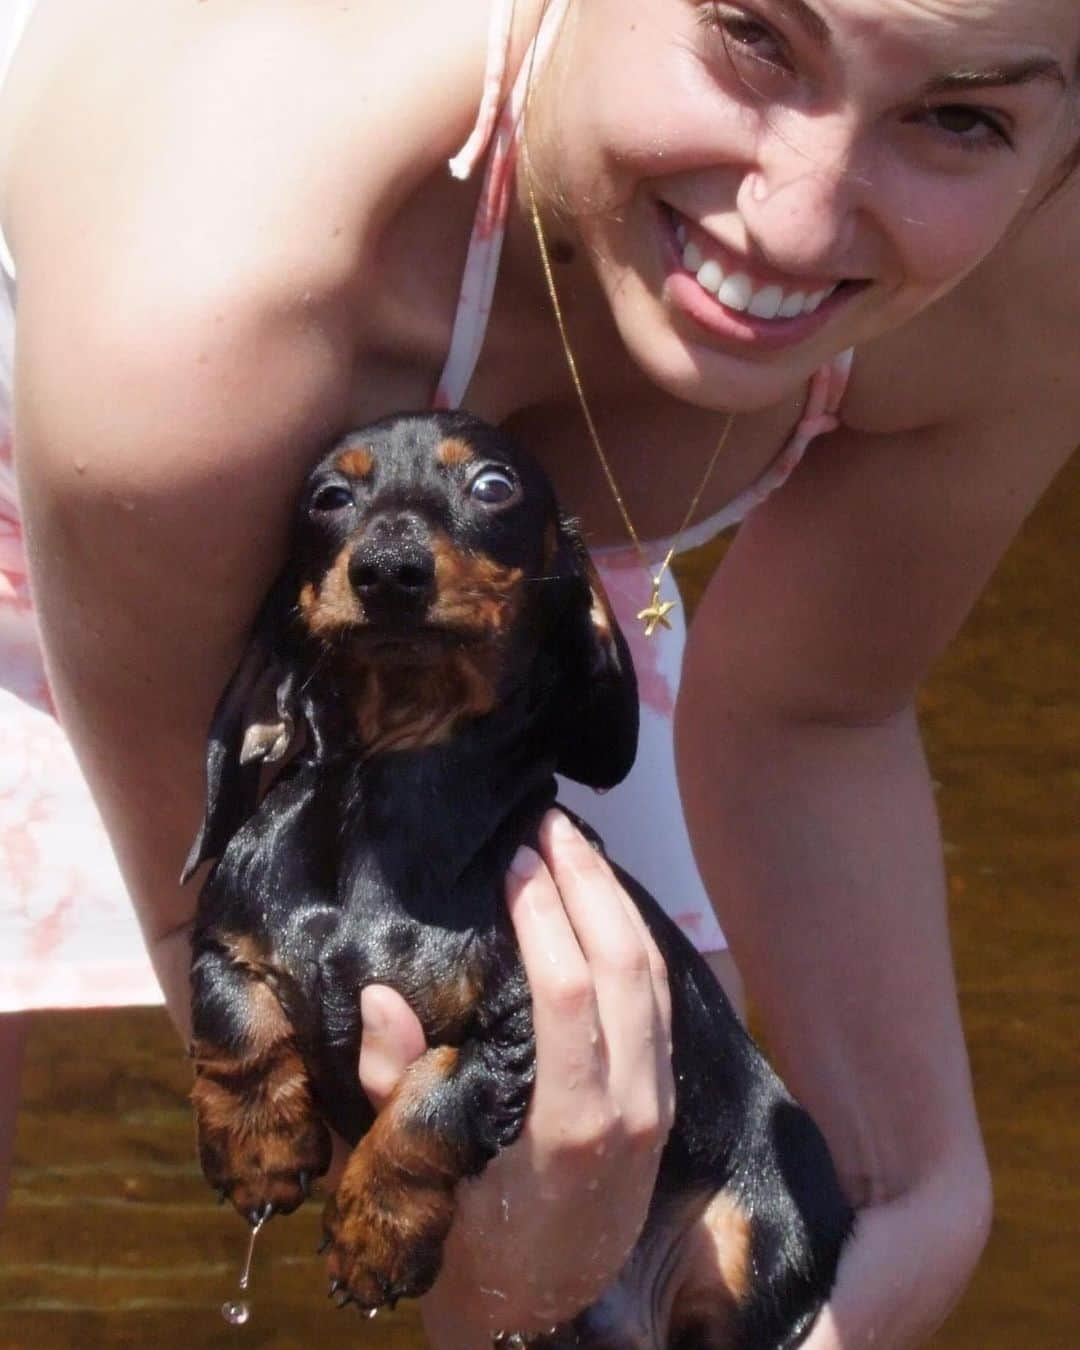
xmin=184 ymin=410 xmax=853 ymax=1348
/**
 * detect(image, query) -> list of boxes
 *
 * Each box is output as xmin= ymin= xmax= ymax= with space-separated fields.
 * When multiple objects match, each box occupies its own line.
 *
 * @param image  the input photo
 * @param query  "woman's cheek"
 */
xmin=887 ymin=175 xmax=1031 ymax=295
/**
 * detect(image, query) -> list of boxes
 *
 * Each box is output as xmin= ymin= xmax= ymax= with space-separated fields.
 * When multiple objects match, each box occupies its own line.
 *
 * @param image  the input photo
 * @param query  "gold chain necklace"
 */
xmin=520 ymin=151 xmax=736 ymax=637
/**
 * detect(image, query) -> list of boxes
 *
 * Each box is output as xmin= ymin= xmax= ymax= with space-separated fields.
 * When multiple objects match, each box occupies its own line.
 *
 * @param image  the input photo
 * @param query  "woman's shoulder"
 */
xmin=842 ymin=173 xmax=1080 ymax=440
xmin=0 ymin=0 xmax=491 ymax=302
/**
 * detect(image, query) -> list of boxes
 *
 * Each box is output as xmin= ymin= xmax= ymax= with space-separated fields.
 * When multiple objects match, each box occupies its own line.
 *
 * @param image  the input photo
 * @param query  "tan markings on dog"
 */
xmin=192 ymin=1040 xmax=310 ymax=1136
xmin=668 ymin=1189 xmax=752 ymax=1346
xmin=323 ymin=1046 xmax=467 ymax=1305
xmin=412 ymin=962 xmax=484 ymax=1043
xmin=243 ymin=981 xmax=293 ymax=1055
xmin=348 ymin=648 xmax=500 ymax=756
xmin=337 ymin=446 xmax=374 ymax=478
xmin=217 ymin=933 xmax=293 ymax=1055
xmin=192 ymin=1033 xmax=332 ymax=1219
xmin=435 ymin=437 xmax=474 ymax=468
xmin=220 ymin=932 xmax=267 ymax=969
xmin=429 ymin=535 xmax=523 ymax=638
xmin=299 ymin=542 xmax=363 ymax=635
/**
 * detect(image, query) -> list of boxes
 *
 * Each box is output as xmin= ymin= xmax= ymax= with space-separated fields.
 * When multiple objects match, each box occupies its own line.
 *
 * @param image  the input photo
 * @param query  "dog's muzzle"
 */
xmin=348 ymin=513 xmax=436 ymax=621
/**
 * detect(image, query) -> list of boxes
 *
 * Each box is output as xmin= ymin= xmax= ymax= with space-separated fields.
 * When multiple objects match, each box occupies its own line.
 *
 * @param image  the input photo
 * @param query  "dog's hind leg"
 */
xmin=500 ymin=1188 xmax=753 ymax=1350
xmin=189 ymin=934 xmax=332 ymax=1225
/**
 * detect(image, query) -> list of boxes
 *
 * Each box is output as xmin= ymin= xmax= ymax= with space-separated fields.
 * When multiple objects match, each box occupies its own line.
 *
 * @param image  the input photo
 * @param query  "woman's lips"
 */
xmin=657 ymin=205 xmax=864 ymax=352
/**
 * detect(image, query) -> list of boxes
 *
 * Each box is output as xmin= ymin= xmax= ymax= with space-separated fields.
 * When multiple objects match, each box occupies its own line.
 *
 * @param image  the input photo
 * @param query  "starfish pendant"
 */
xmin=636 ymin=578 xmax=677 ymax=638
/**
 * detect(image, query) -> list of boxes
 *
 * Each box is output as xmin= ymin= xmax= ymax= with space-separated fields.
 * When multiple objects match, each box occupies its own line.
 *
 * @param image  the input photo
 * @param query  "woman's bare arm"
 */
xmin=5 ymin=0 xmax=490 ymax=1018
xmin=678 ymin=408 xmax=1079 ymax=1346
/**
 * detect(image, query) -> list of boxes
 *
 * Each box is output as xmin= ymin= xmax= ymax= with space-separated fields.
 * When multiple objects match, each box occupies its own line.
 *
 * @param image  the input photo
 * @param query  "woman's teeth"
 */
xmin=679 ymin=237 xmax=836 ymax=320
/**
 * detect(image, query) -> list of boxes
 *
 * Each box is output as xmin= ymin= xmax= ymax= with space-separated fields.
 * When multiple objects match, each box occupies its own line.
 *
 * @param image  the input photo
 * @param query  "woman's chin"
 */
xmin=613 ymin=306 xmax=827 ymax=413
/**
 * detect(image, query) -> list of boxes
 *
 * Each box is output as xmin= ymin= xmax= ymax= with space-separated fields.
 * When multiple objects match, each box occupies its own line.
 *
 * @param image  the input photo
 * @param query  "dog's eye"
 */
xmin=468 ymin=467 xmax=519 ymax=507
xmin=310 ymin=483 xmax=354 ymax=514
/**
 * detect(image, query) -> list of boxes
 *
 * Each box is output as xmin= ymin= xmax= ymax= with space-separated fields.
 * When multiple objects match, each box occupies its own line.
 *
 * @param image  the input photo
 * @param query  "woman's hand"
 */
xmin=357 ymin=809 xmax=675 ymax=1343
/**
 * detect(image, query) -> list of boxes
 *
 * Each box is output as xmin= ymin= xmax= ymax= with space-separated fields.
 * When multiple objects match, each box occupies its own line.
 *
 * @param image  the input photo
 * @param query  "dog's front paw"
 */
xmin=322 ymin=1147 xmax=455 ymax=1310
xmin=192 ymin=1041 xmax=332 ymax=1224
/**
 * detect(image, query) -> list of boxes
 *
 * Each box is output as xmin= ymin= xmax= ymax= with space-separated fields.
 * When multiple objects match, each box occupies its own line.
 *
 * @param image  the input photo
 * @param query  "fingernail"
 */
xmin=509 ymin=845 xmax=541 ymax=879
xmin=359 ymin=987 xmax=386 ymax=1033
xmin=549 ymin=811 xmax=576 ymax=842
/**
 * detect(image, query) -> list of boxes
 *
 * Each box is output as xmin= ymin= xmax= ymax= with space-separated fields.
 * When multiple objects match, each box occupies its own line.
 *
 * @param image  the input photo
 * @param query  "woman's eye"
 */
xmin=913 ymin=104 xmax=1011 ymax=151
xmin=707 ymin=4 xmax=790 ymax=72
xmin=310 ymin=483 xmax=354 ymax=513
xmin=468 ymin=467 xmax=519 ymax=506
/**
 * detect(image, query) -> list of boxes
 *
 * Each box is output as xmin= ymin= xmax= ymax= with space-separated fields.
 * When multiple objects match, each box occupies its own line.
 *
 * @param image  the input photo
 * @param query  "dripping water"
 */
xmin=221 ymin=1212 xmax=268 ymax=1326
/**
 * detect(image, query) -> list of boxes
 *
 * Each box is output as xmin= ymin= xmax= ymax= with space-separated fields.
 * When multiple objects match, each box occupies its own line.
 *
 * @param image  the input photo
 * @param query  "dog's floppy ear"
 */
xmin=181 ymin=577 xmax=308 ymax=883
xmin=547 ymin=515 xmax=639 ymax=790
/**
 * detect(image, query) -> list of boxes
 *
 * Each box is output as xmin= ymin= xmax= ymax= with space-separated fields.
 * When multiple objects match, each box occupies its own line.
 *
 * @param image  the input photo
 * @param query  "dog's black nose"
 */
xmin=349 ymin=515 xmax=436 ymax=615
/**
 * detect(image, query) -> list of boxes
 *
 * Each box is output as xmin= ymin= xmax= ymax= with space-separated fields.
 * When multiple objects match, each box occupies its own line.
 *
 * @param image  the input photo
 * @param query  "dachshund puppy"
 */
xmin=184 ymin=411 xmax=852 ymax=1347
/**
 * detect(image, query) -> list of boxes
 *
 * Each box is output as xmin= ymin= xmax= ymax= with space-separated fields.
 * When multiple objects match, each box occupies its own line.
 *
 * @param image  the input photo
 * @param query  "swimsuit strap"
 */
xmin=447 ymin=0 xmax=519 ymax=184
xmin=679 ymin=344 xmax=854 ymax=542
xmin=434 ymin=0 xmax=570 ymax=410
xmin=592 ymin=346 xmax=855 ymax=562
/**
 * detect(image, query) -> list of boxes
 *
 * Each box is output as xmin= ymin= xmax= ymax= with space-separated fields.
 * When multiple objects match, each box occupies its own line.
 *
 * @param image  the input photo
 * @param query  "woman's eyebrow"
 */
xmin=762 ymin=6 xmax=1067 ymax=95
xmin=925 ymin=57 xmax=1068 ymax=95
xmin=770 ymin=0 xmax=831 ymax=47
xmin=747 ymin=3 xmax=1069 ymax=98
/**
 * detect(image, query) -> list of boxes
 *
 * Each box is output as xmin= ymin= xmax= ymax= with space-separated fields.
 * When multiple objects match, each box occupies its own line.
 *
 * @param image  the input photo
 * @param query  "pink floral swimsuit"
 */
xmin=0 ymin=0 xmax=849 ymax=1011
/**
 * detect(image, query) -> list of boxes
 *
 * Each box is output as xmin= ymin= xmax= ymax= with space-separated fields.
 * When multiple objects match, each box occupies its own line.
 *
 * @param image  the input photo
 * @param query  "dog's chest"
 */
xmin=324 ymin=840 xmax=503 ymax=1042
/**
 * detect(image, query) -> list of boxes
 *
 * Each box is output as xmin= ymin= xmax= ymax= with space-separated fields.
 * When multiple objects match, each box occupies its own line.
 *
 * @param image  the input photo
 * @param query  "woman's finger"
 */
xmin=542 ymin=810 xmax=671 ymax=1024
xmin=602 ymin=857 xmax=672 ymax=1034
xmin=606 ymin=863 xmax=677 ymax=1136
xmin=538 ymin=812 xmax=669 ymax=1128
xmin=357 ymin=983 xmax=427 ymax=1111
xmin=603 ymin=856 xmax=675 ymax=1098
xmin=538 ymin=812 xmax=650 ymax=976
xmin=506 ymin=844 xmax=607 ymax=1112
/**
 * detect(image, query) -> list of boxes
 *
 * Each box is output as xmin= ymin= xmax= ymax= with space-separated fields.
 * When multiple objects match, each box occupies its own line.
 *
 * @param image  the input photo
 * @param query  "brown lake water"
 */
xmin=1 ymin=455 xmax=1077 ymax=1349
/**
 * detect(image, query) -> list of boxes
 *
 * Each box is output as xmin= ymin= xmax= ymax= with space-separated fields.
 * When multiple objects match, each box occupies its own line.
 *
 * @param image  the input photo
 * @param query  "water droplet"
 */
xmin=220 ymin=1212 xmax=267 ymax=1324
xmin=238 ymin=1214 xmax=266 ymax=1290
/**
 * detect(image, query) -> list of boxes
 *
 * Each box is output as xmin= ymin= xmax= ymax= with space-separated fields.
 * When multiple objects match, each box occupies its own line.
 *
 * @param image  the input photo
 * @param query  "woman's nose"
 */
xmin=734 ymin=113 xmax=868 ymax=273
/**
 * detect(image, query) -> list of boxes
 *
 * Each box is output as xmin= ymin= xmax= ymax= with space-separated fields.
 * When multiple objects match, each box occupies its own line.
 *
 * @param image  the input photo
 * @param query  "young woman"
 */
xmin=1 ymin=0 xmax=1077 ymax=1343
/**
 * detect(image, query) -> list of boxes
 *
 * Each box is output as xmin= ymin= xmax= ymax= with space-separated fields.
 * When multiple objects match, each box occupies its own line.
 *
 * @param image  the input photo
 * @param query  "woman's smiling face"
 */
xmin=529 ymin=0 xmax=1080 ymax=408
